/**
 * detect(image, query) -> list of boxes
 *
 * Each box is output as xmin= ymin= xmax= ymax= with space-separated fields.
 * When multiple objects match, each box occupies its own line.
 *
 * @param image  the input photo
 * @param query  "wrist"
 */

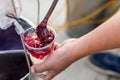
xmin=64 ymin=38 xmax=88 ymax=62
xmin=73 ymin=36 xmax=93 ymax=61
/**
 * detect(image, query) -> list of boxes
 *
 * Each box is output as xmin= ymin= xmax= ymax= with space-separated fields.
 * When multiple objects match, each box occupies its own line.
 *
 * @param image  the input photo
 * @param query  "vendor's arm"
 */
xmin=32 ymin=10 xmax=120 ymax=80
xmin=75 ymin=10 xmax=120 ymax=60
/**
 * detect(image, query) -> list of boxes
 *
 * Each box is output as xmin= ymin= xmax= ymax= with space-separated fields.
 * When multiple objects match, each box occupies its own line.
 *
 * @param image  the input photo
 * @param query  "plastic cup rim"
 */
xmin=22 ymin=26 xmax=56 ymax=50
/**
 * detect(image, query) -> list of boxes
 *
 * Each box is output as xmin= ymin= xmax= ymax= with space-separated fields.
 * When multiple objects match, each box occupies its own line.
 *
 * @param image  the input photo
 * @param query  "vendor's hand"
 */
xmin=32 ymin=38 xmax=78 ymax=80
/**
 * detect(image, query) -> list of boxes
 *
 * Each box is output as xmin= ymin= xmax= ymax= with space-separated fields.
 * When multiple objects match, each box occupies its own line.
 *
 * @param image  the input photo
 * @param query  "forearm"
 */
xmin=74 ymin=10 xmax=120 ymax=60
xmin=31 ymin=10 xmax=120 ymax=80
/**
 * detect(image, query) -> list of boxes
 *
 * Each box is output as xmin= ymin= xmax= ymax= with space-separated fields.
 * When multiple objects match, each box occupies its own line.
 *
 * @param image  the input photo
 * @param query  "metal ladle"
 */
xmin=36 ymin=0 xmax=58 ymax=43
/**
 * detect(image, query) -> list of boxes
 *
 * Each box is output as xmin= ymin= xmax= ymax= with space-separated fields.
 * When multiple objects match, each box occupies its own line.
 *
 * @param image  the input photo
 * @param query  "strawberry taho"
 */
xmin=23 ymin=27 xmax=55 ymax=64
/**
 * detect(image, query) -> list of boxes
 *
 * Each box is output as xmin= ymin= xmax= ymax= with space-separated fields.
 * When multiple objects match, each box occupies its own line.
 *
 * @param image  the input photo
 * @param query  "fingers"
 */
xmin=54 ymin=38 xmax=77 ymax=50
xmin=37 ymin=71 xmax=56 ymax=80
xmin=32 ymin=66 xmax=56 ymax=80
xmin=45 ymin=71 xmax=56 ymax=80
xmin=36 ymin=73 xmax=46 ymax=80
xmin=32 ymin=63 xmax=48 ymax=73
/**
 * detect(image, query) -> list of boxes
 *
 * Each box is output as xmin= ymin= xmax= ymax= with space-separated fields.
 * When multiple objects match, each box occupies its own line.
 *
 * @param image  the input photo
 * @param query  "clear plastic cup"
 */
xmin=22 ymin=26 xmax=56 ymax=64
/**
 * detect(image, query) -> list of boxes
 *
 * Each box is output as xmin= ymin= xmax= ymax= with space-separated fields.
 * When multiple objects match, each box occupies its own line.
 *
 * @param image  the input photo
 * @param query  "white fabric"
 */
xmin=0 ymin=0 xmax=24 ymax=34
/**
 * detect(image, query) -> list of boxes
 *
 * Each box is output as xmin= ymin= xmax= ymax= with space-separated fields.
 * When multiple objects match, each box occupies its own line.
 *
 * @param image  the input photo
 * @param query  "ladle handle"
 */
xmin=41 ymin=0 xmax=58 ymax=23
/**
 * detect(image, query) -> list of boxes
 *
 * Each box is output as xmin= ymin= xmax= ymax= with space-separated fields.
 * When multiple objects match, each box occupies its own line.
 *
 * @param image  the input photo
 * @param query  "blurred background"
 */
xmin=20 ymin=0 xmax=120 ymax=80
xmin=21 ymin=0 xmax=120 ymax=41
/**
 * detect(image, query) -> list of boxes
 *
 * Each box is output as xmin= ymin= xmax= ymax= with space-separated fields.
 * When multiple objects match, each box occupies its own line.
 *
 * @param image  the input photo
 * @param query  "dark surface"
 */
xmin=0 ymin=24 xmax=23 ymax=50
xmin=0 ymin=18 xmax=33 ymax=80
xmin=89 ymin=52 xmax=120 ymax=73
xmin=0 ymin=52 xmax=29 ymax=80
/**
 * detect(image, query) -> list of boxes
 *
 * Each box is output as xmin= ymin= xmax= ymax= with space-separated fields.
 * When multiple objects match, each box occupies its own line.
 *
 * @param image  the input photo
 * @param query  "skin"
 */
xmin=32 ymin=10 xmax=120 ymax=80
